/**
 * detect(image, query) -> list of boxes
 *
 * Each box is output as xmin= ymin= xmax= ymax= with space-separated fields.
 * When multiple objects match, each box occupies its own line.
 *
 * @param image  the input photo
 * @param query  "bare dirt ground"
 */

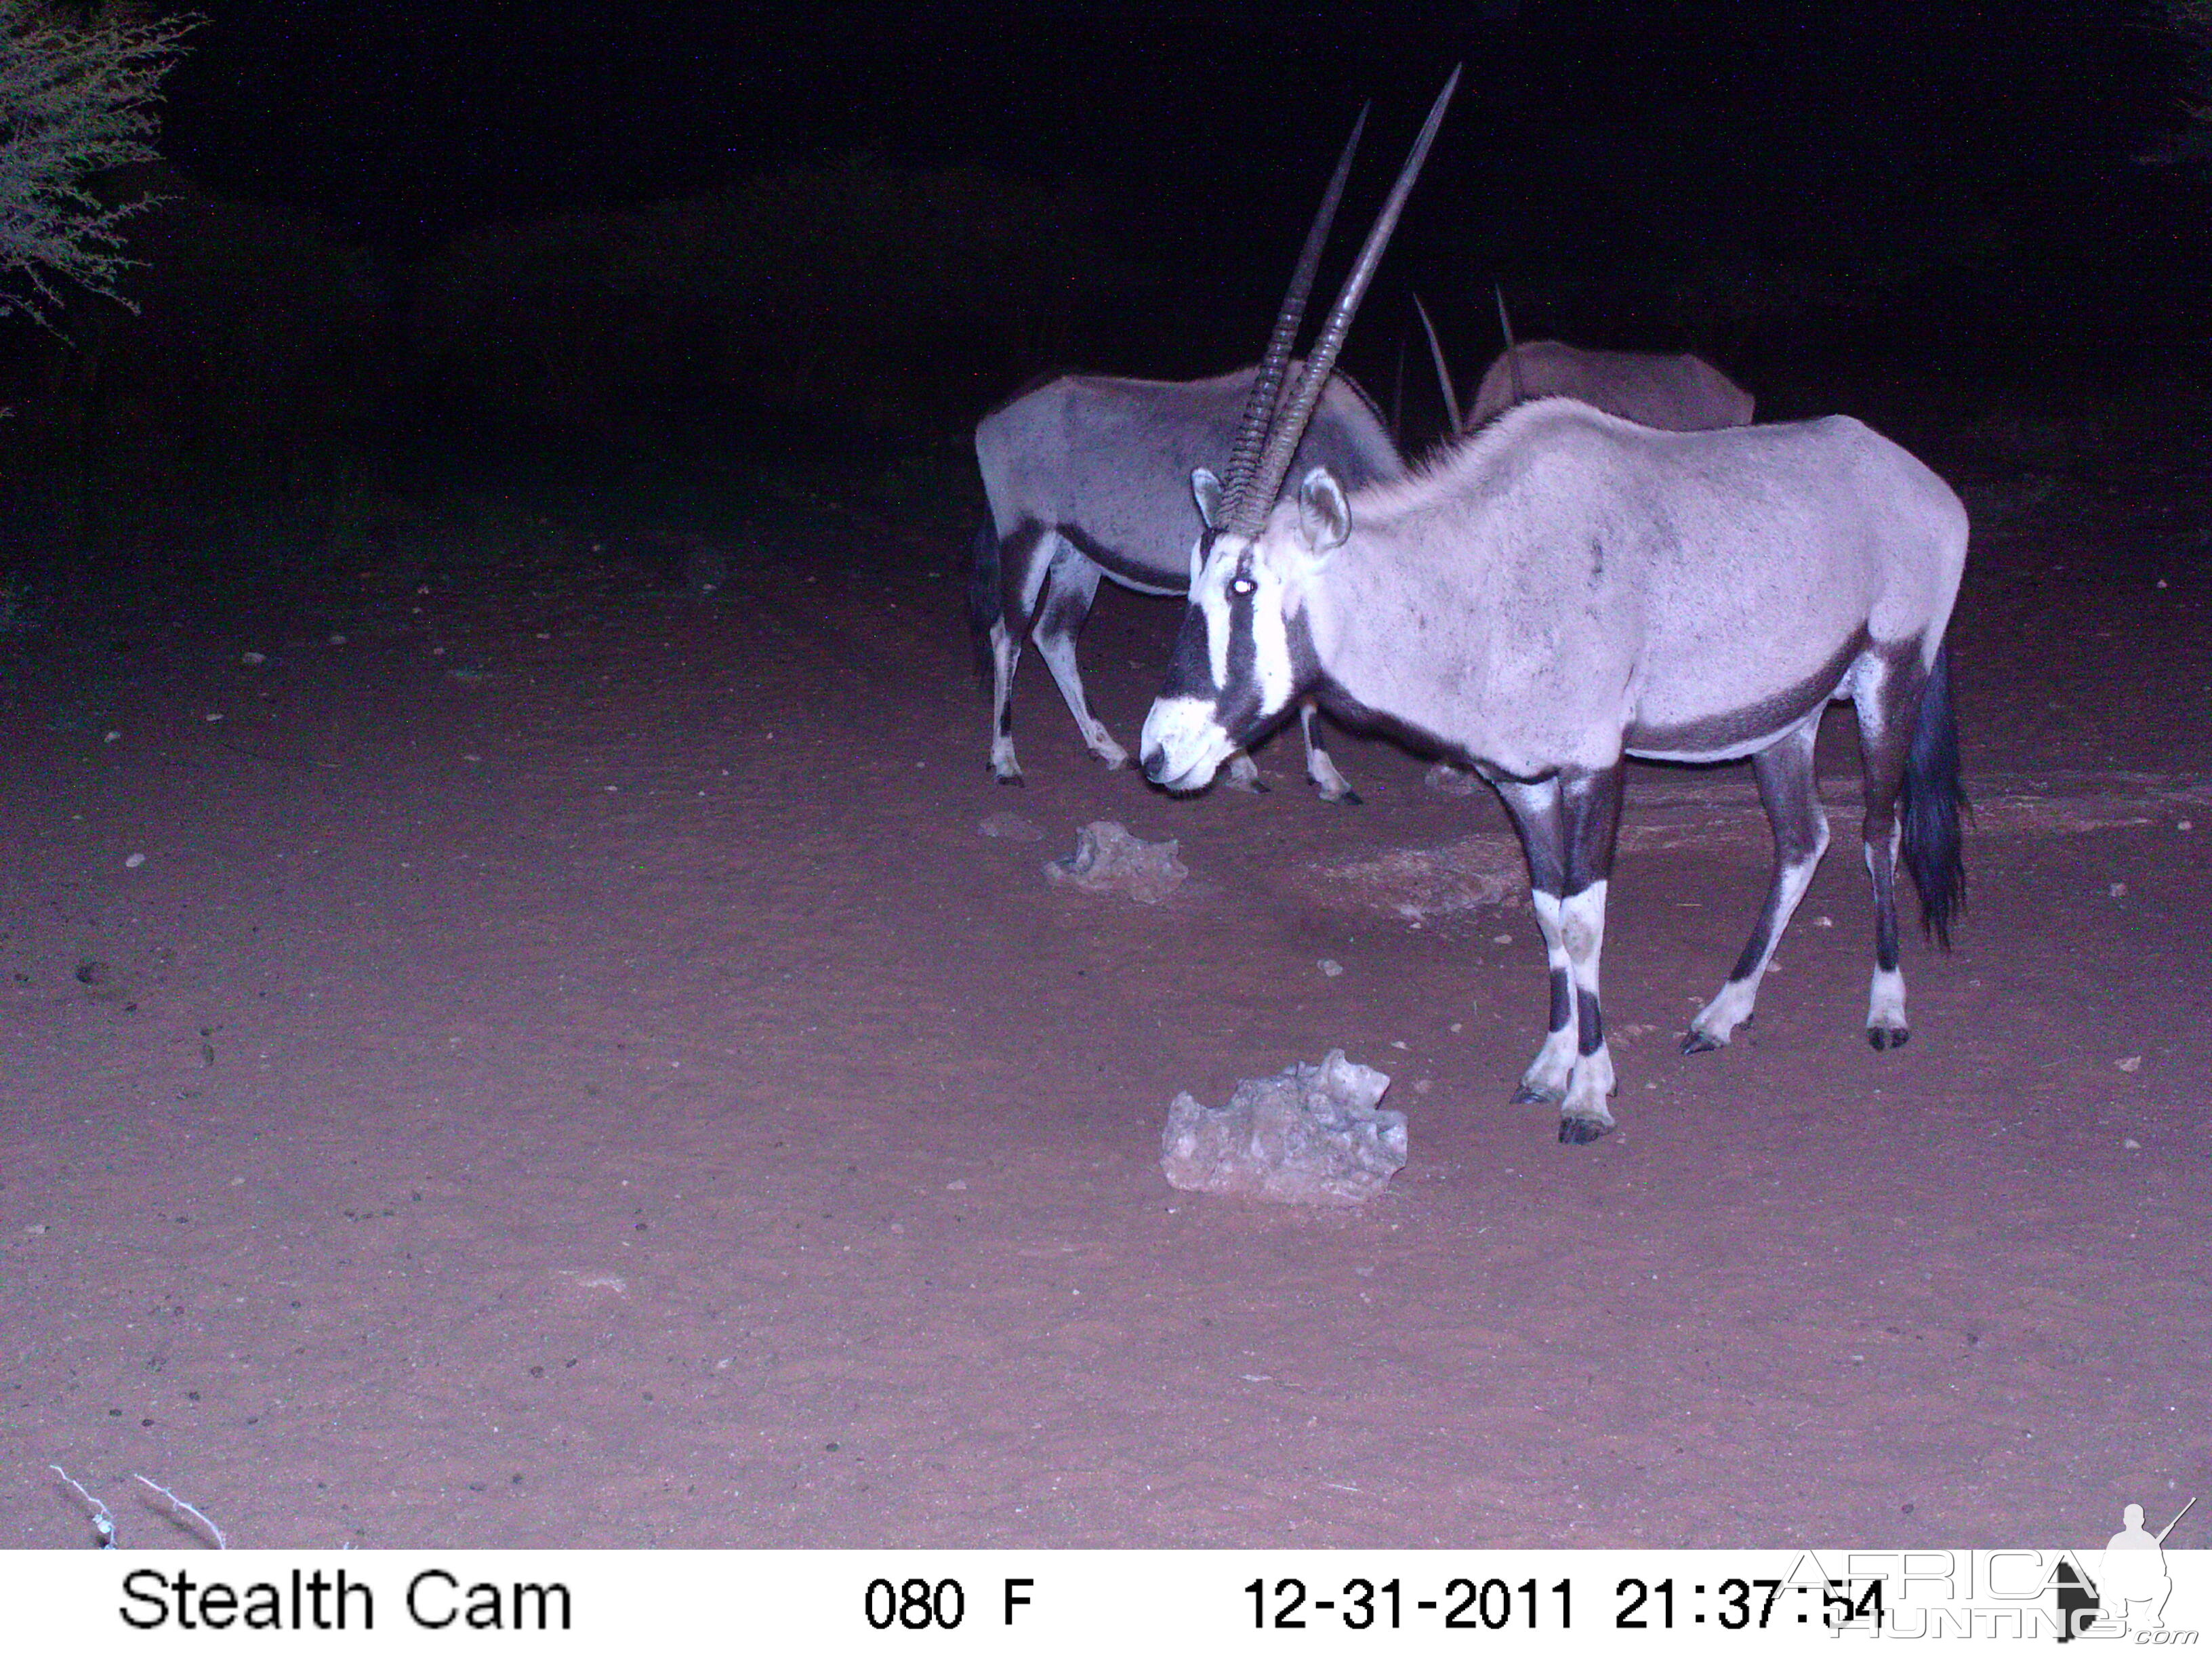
xmin=3 ymin=434 xmax=2208 ymax=1551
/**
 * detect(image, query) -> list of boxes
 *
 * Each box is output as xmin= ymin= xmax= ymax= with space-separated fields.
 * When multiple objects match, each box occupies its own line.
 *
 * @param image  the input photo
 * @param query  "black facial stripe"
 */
xmin=1158 ymin=599 xmax=1219 ymax=700
xmin=1213 ymin=573 xmax=1293 ymax=750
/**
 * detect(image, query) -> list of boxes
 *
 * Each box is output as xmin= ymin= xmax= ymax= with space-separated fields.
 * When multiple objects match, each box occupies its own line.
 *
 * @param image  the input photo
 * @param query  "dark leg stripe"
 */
xmin=1871 ymin=850 xmax=1901 ymax=972
xmin=1577 ymin=989 xmax=1605 ymax=1057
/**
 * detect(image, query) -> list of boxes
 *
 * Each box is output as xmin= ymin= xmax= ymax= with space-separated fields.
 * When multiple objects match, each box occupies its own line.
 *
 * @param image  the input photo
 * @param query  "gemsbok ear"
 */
xmin=1296 ymin=468 xmax=1351 ymax=553
xmin=1191 ymin=468 xmax=1226 ymax=531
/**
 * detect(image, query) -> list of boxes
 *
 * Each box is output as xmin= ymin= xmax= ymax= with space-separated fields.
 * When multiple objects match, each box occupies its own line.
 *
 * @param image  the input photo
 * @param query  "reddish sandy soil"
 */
xmin=3 ymin=434 xmax=2208 ymax=1551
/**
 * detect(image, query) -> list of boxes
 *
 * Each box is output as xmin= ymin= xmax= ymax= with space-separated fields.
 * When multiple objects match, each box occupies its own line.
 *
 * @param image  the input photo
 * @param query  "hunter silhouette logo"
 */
xmin=2057 ymin=1496 xmax=2196 ymax=1641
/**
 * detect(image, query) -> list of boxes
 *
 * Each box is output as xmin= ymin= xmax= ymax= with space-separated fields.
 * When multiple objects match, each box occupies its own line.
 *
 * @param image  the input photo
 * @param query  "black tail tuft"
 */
xmin=966 ymin=516 xmax=1001 ymax=691
xmin=1900 ymin=641 xmax=1968 ymax=948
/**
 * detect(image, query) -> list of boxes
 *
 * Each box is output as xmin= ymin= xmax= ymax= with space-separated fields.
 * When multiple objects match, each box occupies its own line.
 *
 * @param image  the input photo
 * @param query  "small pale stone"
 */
xmin=123 ymin=853 xmax=146 ymax=869
xmin=1814 ymin=914 xmax=1833 ymax=928
xmin=2109 ymin=882 xmax=2127 ymax=898
xmin=328 ymin=633 xmax=348 ymax=645
xmin=2179 ymin=821 xmax=2194 ymax=832
xmin=2117 ymin=1055 xmax=2142 ymax=1073
xmin=2124 ymin=1138 xmax=2142 ymax=1149
xmin=1318 ymin=959 xmax=1343 ymax=977
xmin=241 ymin=651 xmax=266 ymax=666
xmin=1492 ymin=934 xmax=1513 ymax=945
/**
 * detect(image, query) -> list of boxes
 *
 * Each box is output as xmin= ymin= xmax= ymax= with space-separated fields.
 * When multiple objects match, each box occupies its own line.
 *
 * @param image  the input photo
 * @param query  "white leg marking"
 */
xmin=1520 ymin=889 xmax=1576 ymax=1102
xmin=1689 ymin=830 xmax=1830 ymax=1048
xmin=1559 ymin=880 xmax=1617 ymax=1130
xmin=1298 ymin=703 xmax=1356 ymax=802
xmin=1864 ymin=820 xmax=1908 ymax=1045
xmin=1867 ymin=964 xmax=1908 ymax=1040
xmin=1223 ymin=752 xmax=1263 ymax=792
xmin=987 ymin=618 xmax=1022 ymax=781
xmin=1034 ymin=629 xmax=1128 ymax=769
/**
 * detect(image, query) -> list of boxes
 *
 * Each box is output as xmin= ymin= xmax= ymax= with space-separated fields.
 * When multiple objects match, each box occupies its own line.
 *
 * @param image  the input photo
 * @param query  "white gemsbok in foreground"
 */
xmin=1141 ymin=179 xmax=1968 ymax=1149
xmin=969 ymin=104 xmax=1420 ymax=804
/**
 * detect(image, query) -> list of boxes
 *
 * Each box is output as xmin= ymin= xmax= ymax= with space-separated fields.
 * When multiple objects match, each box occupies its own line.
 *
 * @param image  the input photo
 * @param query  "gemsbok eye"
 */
xmin=1229 ymin=575 xmax=1257 ymax=598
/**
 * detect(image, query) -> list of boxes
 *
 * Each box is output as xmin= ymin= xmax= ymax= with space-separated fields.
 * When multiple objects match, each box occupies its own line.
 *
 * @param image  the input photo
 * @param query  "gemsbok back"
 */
xmin=1142 ymin=264 xmax=1969 ymax=1145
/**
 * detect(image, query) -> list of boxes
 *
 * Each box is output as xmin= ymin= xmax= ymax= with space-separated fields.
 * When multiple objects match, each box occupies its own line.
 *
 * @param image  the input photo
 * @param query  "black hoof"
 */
xmin=1867 ymin=1026 xmax=1909 ymax=1051
xmin=1679 ymin=1029 xmax=1722 ymax=1056
xmin=1328 ymin=789 xmax=1364 ymax=807
xmin=1511 ymin=1084 xmax=1557 ymax=1106
xmin=994 ymin=773 xmax=1024 ymax=787
xmin=1558 ymin=1115 xmax=1614 ymax=1145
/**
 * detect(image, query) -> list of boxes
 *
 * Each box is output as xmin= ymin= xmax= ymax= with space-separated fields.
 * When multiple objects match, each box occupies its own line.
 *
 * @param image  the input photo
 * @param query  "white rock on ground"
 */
xmin=1161 ymin=1050 xmax=1407 ymax=1207
xmin=1044 ymin=821 xmax=1187 ymax=905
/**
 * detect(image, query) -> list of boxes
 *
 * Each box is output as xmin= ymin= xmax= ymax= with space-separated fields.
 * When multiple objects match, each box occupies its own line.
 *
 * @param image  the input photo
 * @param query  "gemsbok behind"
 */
xmin=1419 ymin=289 xmax=1756 ymax=434
xmin=1467 ymin=339 xmax=1756 ymax=429
xmin=970 ymin=104 xmax=1413 ymax=802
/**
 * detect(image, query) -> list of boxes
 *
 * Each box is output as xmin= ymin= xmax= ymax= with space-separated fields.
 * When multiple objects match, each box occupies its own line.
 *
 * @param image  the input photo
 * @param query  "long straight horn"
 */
xmin=1413 ymin=291 xmax=1460 ymax=432
xmin=1494 ymin=280 xmax=1525 ymax=405
xmin=1216 ymin=103 xmax=1369 ymax=525
xmin=1230 ymin=64 xmax=1461 ymax=539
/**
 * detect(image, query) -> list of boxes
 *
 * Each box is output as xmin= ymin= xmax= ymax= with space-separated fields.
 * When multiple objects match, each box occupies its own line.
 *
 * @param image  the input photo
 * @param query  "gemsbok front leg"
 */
xmin=1497 ymin=766 xmax=1626 ymax=1143
xmin=1681 ymin=716 xmax=1831 ymax=1054
xmin=1297 ymin=701 xmax=1360 ymax=804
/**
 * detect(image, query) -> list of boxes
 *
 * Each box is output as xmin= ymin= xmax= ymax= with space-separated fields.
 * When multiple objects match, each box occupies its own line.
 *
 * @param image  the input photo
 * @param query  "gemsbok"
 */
xmin=1141 ymin=134 xmax=1967 ymax=1148
xmin=969 ymin=83 xmax=1457 ymax=804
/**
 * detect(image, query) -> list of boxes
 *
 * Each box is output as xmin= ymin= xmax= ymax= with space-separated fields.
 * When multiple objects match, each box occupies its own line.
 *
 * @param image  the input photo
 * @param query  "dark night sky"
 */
xmin=138 ymin=2 xmax=2203 ymax=384
xmin=159 ymin=3 xmax=2186 ymax=243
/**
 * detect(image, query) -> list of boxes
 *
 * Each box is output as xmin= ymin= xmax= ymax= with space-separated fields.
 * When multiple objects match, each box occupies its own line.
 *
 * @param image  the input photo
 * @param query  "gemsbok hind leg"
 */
xmin=1854 ymin=651 xmax=1927 ymax=1050
xmin=1681 ymin=718 xmax=1830 ymax=1054
xmin=986 ymin=524 xmax=1054 ymax=785
xmin=1029 ymin=548 xmax=1129 ymax=771
xmin=1498 ymin=766 xmax=1626 ymax=1143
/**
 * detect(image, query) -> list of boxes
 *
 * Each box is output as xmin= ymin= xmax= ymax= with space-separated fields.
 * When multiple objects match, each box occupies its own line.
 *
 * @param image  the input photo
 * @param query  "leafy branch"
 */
xmin=0 ymin=1 xmax=200 ymax=325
